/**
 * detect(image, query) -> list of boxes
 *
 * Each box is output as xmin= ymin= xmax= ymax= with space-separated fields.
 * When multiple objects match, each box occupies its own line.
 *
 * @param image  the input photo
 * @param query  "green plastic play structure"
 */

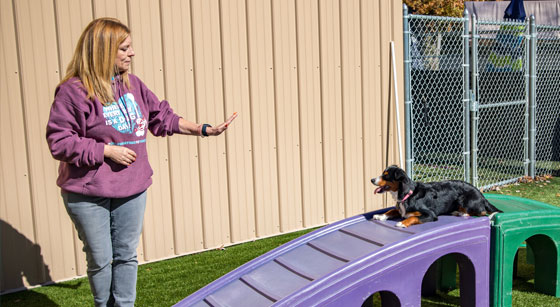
xmin=485 ymin=194 xmax=560 ymax=307
xmin=438 ymin=194 xmax=560 ymax=306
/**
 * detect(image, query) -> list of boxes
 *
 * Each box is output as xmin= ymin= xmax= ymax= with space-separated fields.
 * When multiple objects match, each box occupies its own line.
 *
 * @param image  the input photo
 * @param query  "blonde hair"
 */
xmin=60 ymin=17 xmax=131 ymax=106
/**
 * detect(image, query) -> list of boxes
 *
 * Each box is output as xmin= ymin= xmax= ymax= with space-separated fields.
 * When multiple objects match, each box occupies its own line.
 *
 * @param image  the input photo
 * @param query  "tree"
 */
xmin=403 ymin=0 xmax=490 ymax=17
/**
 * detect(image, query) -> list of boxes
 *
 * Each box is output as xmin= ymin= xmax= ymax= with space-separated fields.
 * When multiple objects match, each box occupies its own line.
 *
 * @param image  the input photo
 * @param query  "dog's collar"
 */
xmin=398 ymin=190 xmax=413 ymax=203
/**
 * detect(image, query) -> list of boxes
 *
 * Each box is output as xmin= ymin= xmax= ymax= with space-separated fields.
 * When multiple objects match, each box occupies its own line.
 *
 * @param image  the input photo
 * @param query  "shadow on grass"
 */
xmin=47 ymin=282 xmax=84 ymax=290
xmin=1 ymin=219 xmax=63 ymax=306
xmin=421 ymin=291 xmax=461 ymax=307
xmin=1 ymin=280 xmax=85 ymax=307
xmin=1 ymin=290 xmax=59 ymax=307
xmin=512 ymin=277 xmax=536 ymax=293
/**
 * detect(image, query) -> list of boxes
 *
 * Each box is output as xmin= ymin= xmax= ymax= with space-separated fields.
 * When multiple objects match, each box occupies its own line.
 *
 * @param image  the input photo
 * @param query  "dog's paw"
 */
xmin=395 ymin=222 xmax=406 ymax=228
xmin=373 ymin=214 xmax=388 ymax=221
xmin=451 ymin=211 xmax=469 ymax=217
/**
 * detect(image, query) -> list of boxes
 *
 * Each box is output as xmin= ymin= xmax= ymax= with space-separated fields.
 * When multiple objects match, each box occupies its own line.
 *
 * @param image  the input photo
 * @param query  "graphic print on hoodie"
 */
xmin=103 ymin=92 xmax=148 ymax=144
xmin=46 ymin=74 xmax=182 ymax=198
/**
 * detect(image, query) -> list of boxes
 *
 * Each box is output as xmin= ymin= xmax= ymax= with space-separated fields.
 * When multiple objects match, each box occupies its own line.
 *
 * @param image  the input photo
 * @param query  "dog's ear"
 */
xmin=394 ymin=168 xmax=409 ymax=182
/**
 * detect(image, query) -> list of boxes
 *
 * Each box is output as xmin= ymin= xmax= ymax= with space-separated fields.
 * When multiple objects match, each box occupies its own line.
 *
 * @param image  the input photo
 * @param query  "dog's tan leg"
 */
xmin=396 ymin=212 xmax=422 ymax=228
xmin=373 ymin=208 xmax=400 ymax=221
xmin=452 ymin=206 xmax=470 ymax=217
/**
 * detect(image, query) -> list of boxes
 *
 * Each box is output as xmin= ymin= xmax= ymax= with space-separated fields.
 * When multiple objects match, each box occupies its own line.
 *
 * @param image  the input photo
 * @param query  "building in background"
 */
xmin=0 ymin=0 xmax=404 ymax=294
xmin=465 ymin=0 xmax=560 ymax=24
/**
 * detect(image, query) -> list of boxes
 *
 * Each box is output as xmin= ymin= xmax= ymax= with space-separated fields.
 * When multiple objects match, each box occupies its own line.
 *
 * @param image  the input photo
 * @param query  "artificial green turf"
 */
xmin=134 ymin=229 xmax=315 ymax=306
xmin=1 ymin=177 xmax=559 ymax=306
xmin=0 ymin=229 xmax=314 ymax=307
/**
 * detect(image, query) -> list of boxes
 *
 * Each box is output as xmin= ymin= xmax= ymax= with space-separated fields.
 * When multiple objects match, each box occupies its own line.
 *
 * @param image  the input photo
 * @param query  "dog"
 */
xmin=371 ymin=165 xmax=501 ymax=228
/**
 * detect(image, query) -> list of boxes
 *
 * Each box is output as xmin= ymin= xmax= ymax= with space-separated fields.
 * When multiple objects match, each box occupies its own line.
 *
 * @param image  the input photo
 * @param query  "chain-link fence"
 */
xmin=405 ymin=14 xmax=469 ymax=183
xmin=404 ymin=7 xmax=560 ymax=189
xmin=535 ymin=25 xmax=560 ymax=176
xmin=474 ymin=19 xmax=529 ymax=189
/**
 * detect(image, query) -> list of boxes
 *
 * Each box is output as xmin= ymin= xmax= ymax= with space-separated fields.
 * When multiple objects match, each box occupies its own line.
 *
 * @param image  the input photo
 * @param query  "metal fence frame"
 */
xmin=403 ymin=5 xmax=560 ymax=189
xmin=404 ymin=8 xmax=471 ymax=183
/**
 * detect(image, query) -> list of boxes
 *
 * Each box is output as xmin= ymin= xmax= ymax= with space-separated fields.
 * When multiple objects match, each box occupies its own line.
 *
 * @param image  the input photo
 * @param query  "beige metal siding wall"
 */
xmin=0 ymin=0 xmax=403 ymax=293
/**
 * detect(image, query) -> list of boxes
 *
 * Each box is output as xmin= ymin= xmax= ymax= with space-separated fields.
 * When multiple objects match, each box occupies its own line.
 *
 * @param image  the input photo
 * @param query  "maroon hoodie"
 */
xmin=46 ymin=74 xmax=181 ymax=198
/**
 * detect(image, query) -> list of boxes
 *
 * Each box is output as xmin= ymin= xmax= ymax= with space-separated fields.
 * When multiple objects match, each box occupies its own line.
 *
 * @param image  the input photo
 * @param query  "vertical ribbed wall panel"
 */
xmin=390 ymin=0 xmax=405 ymax=171
xmin=386 ymin=0 xmax=405 ymax=207
xmin=379 ymin=0 xmax=397 ymax=167
xmin=0 ymin=0 xmax=37 ymax=291
xmin=296 ymin=0 xmax=324 ymax=228
xmin=246 ymin=0 xmax=281 ymax=238
xmin=12 ymin=0 xmax=76 ymax=285
xmin=53 ymin=0 xmax=93 ymax=277
xmin=361 ymin=0 xmax=381 ymax=213
xmin=340 ymin=0 xmax=365 ymax=217
xmin=1 ymin=0 xmax=403 ymax=292
xmin=191 ymin=0 xmax=231 ymax=249
xmin=272 ymin=0 xmax=303 ymax=232
xmin=318 ymin=0 xmax=345 ymax=223
xmin=129 ymin=0 xmax=175 ymax=261
xmin=55 ymin=0 xmax=92 ymax=73
xmin=92 ymin=0 xmax=128 ymax=23
xmin=220 ymin=0 xmax=256 ymax=243
xmin=161 ymin=0 xmax=205 ymax=256
xmin=361 ymin=0 xmax=386 ymax=213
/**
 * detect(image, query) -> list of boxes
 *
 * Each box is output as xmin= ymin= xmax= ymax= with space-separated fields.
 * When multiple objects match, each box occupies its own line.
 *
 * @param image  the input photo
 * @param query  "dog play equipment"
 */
xmin=485 ymin=194 xmax=560 ymax=307
xmin=436 ymin=194 xmax=560 ymax=306
xmin=174 ymin=210 xmax=491 ymax=306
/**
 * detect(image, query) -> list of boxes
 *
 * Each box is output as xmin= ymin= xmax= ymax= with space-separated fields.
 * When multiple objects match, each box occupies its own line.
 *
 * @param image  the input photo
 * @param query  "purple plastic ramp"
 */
xmin=174 ymin=209 xmax=491 ymax=307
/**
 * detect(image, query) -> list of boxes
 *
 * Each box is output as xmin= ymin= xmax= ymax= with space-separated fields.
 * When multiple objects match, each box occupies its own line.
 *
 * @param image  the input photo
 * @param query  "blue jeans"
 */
xmin=62 ymin=190 xmax=147 ymax=307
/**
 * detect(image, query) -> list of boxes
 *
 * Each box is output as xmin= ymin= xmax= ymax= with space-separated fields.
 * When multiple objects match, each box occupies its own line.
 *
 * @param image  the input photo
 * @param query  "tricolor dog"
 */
xmin=371 ymin=165 xmax=501 ymax=228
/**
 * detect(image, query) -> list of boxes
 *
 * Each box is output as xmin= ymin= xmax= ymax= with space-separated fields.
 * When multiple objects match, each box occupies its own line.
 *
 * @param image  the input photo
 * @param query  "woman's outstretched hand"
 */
xmin=207 ymin=112 xmax=238 ymax=136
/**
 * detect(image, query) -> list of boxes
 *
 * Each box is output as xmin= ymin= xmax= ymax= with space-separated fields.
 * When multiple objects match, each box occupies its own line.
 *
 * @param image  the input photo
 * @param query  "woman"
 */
xmin=46 ymin=18 xmax=236 ymax=306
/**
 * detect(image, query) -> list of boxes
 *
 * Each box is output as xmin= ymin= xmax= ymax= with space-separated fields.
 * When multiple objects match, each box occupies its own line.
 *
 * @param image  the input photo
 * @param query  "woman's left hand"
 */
xmin=207 ymin=112 xmax=238 ymax=136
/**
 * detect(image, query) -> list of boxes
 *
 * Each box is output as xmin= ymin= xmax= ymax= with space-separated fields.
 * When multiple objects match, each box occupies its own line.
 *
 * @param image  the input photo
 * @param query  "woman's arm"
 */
xmin=46 ymin=93 xmax=105 ymax=167
xmin=133 ymin=74 xmax=238 ymax=137
xmin=178 ymin=112 xmax=238 ymax=136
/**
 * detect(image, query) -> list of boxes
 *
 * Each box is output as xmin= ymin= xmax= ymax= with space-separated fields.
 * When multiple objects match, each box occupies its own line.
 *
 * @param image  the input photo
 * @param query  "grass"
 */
xmin=1 ymin=177 xmax=559 ymax=306
xmin=486 ymin=175 xmax=560 ymax=207
xmin=0 ymin=229 xmax=315 ymax=307
xmin=412 ymin=158 xmax=560 ymax=190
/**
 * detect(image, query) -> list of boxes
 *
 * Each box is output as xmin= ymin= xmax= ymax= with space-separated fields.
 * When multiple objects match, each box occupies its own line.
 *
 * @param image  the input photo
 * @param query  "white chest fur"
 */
xmin=389 ymin=191 xmax=398 ymax=203
xmin=389 ymin=191 xmax=408 ymax=217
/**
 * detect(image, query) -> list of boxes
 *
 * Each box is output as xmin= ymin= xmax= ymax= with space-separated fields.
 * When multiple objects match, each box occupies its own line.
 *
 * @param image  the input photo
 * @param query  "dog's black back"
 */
xmin=406 ymin=180 xmax=499 ymax=218
xmin=372 ymin=165 xmax=501 ymax=224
